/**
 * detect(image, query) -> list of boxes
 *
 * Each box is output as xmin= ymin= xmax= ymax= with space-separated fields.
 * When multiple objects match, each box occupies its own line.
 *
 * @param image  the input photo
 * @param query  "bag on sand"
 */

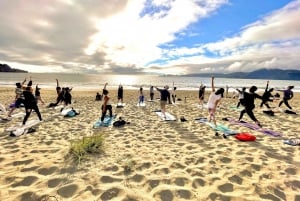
xmin=113 ymin=120 xmax=126 ymax=127
xmin=64 ymin=109 xmax=80 ymax=117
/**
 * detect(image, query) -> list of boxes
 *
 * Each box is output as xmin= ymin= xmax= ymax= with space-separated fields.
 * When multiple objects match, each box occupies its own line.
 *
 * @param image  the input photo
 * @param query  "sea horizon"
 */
xmin=0 ymin=72 xmax=299 ymax=92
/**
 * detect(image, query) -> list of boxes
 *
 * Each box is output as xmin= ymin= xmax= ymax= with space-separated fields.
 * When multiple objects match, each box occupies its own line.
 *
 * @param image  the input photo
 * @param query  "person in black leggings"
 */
xmin=260 ymin=81 xmax=274 ymax=109
xmin=23 ymin=86 xmax=42 ymax=125
xmin=238 ymin=86 xmax=262 ymax=126
xmin=278 ymin=86 xmax=294 ymax=110
xmin=101 ymin=89 xmax=113 ymax=122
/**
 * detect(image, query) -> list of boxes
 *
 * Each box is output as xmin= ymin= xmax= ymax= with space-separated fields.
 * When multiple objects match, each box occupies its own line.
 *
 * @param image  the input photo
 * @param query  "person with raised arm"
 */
xmin=238 ymin=86 xmax=262 ymax=126
xmin=35 ymin=84 xmax=45 ymax=105
xmin=100 ymin=89 xmax=113 ymax=122
xmin=155 ymin=85 xmax=171 ymax=119
xmin=22 ymin=82 xmax=43 ymax=125
xmin=7 ymin=77 xmax=27 ymax=117
xmin=171 ymin=82 xmax=177 ymax=104
xmin=117 ymin=84 xmax=124 ymax=105
xmin=260 ymin=80 xmax=274 ymax=109
xmin=207 ymin=76 xmax=224 ymax=127
xmin=278 ymin=85 xmax=294 ymax=110
xmin=236 ymin=87 xmax=246 ymax=108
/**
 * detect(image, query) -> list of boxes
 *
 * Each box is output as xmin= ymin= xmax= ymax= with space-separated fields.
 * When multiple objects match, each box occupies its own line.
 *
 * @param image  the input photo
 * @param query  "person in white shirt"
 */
xmin=207 ymin=76 xmax=224 ymax=127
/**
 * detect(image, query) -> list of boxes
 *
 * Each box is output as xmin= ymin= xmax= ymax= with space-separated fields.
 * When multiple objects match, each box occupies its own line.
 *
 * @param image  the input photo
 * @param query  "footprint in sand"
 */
xmin=155 ymin=189 xmax=173 ymax=201
xmin=131 ymin=174 xmax=145 ymax=183
xmin=21 ymin=166 xmax=39 ymax=172
xmin=19 ymin=191 xmax=39 ymax=201
xmin=218 ymin=183 xmax=234 ymax=193
xmin=192 ymin=178 xmax=206 ymax=188
xmin=57 ymin=184 xmax=78 ymax=198
xmin=48 ymin=178 xmax=65 ymax=188
xmin=12 ymin=176 xmax=38 ymax=187
xmin=100 ymin=175 xmax=122 ymax=183
xmin=12 ymin=159 xmax=34 ymax=166
xmin=100 ymin=187 xmax=122 ymax=200
xmin=285 ymin=167 xmax=297 ymax=175
xmin=37 ymin=166 xmax=58 ymax=176
xmin=228 ymin=175 xmax=243 ymax=185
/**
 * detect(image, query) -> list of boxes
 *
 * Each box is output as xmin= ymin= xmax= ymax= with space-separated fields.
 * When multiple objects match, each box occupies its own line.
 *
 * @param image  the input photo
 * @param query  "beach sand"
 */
xmin=0 ymin=87 xmax=299 ymax=201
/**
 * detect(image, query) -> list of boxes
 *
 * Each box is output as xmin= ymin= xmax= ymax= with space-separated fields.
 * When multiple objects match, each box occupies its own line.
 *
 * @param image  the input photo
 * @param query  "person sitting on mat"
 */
xmin=238 ymin=85 xmax=262 ymax=127
xmin=207 ymin=76 xmax=224 ymax=127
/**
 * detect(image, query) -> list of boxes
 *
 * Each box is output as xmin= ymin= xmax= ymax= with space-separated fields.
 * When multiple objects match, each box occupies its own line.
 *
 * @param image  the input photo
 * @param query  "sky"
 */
xmin=0 ymin=0 xmax=299 ymax=75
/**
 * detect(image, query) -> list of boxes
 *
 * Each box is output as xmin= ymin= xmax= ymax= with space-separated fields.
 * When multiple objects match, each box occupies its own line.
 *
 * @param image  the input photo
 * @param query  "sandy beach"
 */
xmin=0 ymin=86 xmax=299 ymax=201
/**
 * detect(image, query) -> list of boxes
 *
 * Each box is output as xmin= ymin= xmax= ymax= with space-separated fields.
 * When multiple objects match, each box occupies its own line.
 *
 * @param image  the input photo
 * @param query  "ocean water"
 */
xmin=0 ymin=73 xmax=299 ymax=92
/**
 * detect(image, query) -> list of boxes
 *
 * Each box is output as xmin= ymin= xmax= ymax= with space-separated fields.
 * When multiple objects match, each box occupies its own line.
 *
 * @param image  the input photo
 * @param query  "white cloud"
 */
xmin=0 ymin=0 xmax=299 ymax=74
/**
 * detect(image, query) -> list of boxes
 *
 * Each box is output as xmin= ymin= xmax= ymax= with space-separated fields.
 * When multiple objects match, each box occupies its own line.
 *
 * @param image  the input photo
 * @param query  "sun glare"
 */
xmin=113 ymin=75 xmax=137 ymax=86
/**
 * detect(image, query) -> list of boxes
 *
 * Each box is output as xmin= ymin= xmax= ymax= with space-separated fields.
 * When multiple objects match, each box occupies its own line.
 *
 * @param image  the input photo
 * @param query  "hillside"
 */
xmin=184 ymin=68 xmax=300 ymax=80
xmin=0 ymin=64 xmax=28 ymax=73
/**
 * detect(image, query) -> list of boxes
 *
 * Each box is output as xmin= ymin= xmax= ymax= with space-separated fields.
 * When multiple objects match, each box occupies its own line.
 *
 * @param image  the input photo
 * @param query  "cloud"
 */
xmin=0 ymin=0 xmax=299 ymax=74
xmin=0 ymin=0 xmax=228 ymax=73
xmin=156 ymin=0 xmax=300 ymax=74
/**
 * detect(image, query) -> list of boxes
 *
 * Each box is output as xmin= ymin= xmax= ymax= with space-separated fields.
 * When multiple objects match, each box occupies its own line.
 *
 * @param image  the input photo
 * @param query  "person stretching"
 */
xmin=100 ymin=89 xmax=112 ymax=122
xmin=260 ymin=80 xmax=274 ymax=109
xmin=198 ymin=82 xmax=206 ymax=108
xmin=23 ymin=86 xmax=42 ymax=125
xmin=156 ymin=85 xmax=171 ymax=119
xmin=238 ymin=86 xmax=262 ymax=126
xmin=138 ymin=87 xmax=144 ymax=105
xmin=278 ymin=86 xmax=294 ymax=110
xmin=207 ymin=77 xmax=224 ymax=127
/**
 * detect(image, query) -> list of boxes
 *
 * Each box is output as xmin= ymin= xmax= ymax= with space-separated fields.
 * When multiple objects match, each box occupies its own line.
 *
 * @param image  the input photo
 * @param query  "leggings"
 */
xmin=23 ymin=105 xmax=42 ymax=125
xmin=260 ymin=100 xmax=271 ymax=109
xmin=101 ymin=105 xmax=112 ymax=121
xmin=278 ymin=98 xmax=292 ymax=110
xmin=239 ymin=105 xmax=257 ymax=122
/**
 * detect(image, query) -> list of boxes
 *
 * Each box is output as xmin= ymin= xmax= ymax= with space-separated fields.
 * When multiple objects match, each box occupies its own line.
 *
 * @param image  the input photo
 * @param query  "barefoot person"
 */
xmin=155 ymin=85 xmax=171 ymax=119
xmin=22 ymin=86 xmax=43 ymax=125
xmin=278 ymin=85 xmax=294 ymax=110
xmin=149 ymin=86 xmax=154 ymax=101
xmin=260 ymin=80 xmax=274 ymax=109
xmin=100 ymin=89 xmax=113 ymax=122
xmin=198 ymin=82 xmax=206 ymax=108
xmin=7 ymin=77 xmax=28 ymax=117
xmin=35 ymin=84 xmax=45 ymax=104
xmin=138 ymin=87 xmax=145 ymax=105
xmin=238 ymin=86 xmax=262 ymax=126
xmin=207 ymin=77 xmax=224 ymax=127
xmin=117 ymin=84 xmax=124 ymax=104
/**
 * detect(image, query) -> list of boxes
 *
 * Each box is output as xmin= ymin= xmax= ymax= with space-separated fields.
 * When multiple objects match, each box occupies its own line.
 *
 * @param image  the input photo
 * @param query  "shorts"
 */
xmin=160 ymin=100 xmax=167 ymax=107
xmin=15 ymin=98 xmax=24 ymax=108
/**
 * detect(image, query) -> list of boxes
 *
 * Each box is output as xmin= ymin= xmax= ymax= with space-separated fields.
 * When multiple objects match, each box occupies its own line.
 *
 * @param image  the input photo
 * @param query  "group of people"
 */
xmin=96 ymin=83 xmax=174 ymax=122
xmin=97 ymin=79 xmax=295 ymax=126
xmin=202 ymin=78 xmax=294 ymax=128
xmin=6 ymin=77 xmax=43 ymax=125
xmin=5 ymin=78 xmax=74 ymax=126
xmin=48 ymin=79 xmax=73 ymax=107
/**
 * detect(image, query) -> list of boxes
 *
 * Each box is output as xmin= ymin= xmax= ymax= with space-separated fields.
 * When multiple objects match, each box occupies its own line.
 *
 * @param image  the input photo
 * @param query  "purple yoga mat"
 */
xmin=225 ymin=118 xmax=282 ymax=137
